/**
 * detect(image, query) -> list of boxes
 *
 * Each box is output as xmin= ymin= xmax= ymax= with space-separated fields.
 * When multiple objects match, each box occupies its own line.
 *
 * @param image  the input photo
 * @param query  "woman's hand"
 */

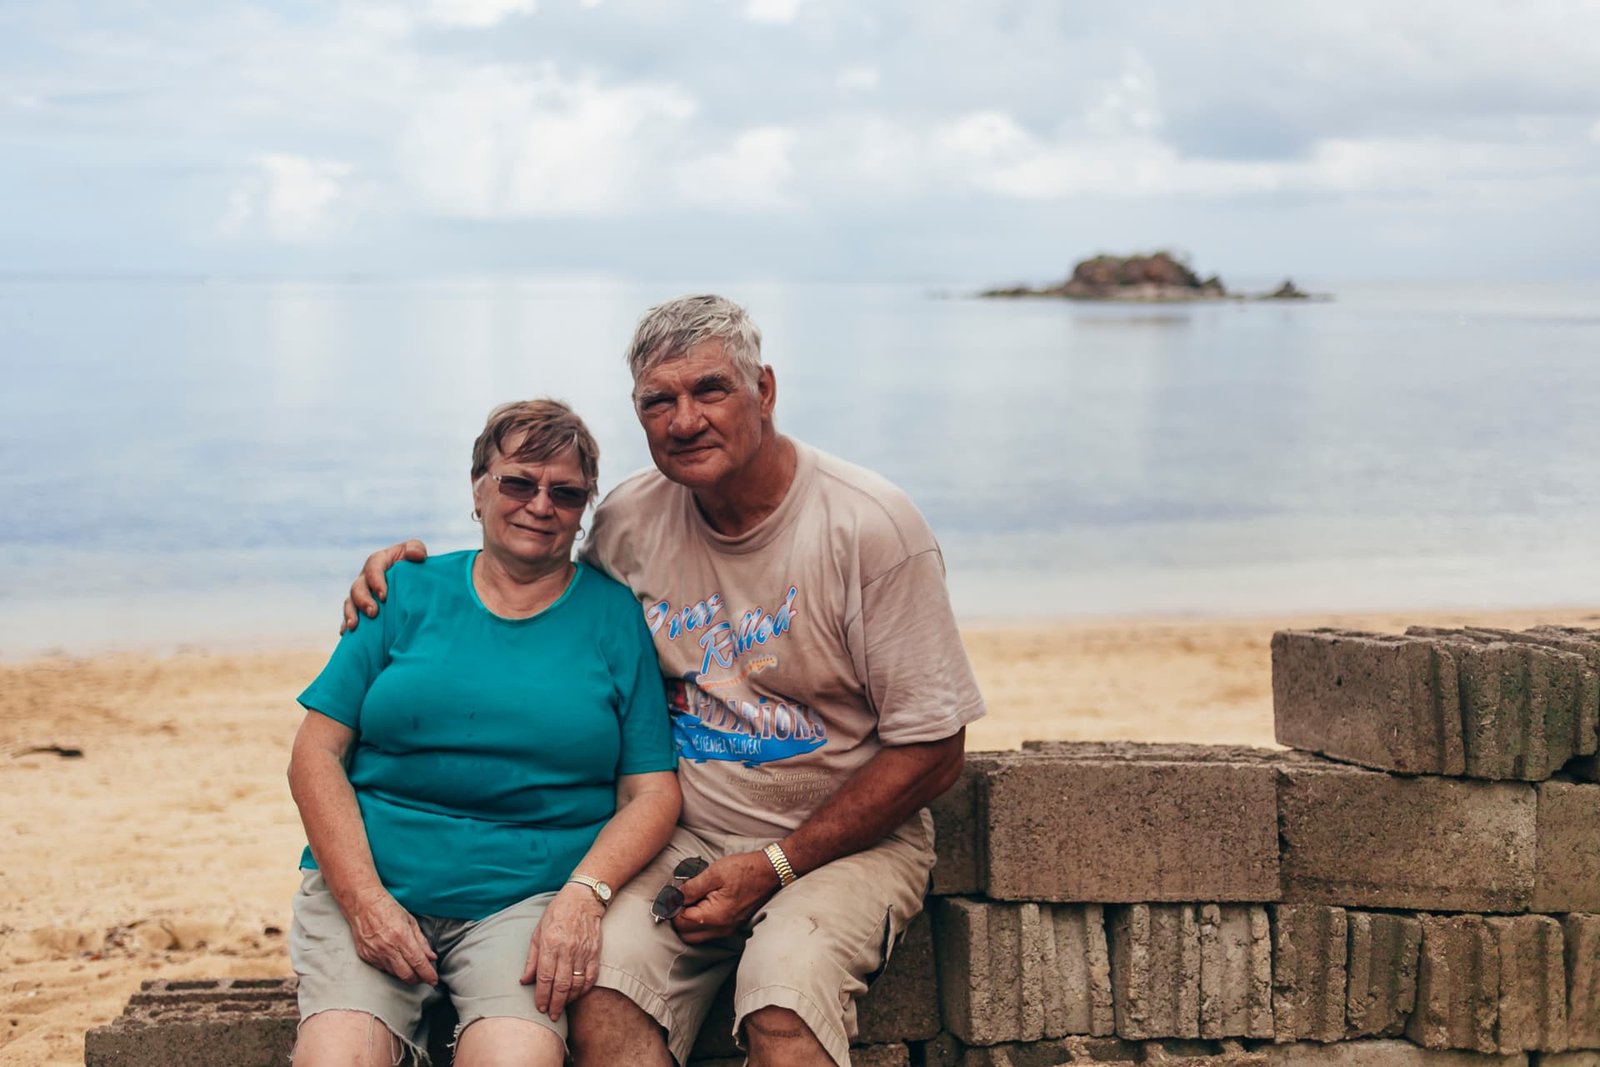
xmin=521 ymin=883 xmax=606 ymax=1021
xmin=345 ymin=884 xmax=439 ymax=986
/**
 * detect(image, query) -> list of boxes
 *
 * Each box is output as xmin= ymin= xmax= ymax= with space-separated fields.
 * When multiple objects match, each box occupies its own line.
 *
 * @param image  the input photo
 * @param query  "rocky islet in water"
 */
xmin=981 ymin=250 xmax=1326 ymax=302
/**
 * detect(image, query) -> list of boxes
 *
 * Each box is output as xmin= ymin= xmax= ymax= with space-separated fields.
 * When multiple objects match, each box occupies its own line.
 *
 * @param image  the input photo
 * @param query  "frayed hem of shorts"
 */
xmin=295 ymin=1008 xmax=430 ymax=1067
xmin=450 ymin=1013 xmax=568 ymax=1059
xmin=732 ymin=985 xmax=851 ymax=1067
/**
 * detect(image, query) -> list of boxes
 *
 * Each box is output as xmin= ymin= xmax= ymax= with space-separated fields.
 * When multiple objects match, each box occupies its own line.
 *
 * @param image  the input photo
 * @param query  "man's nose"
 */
xmin=668 ymin=399 xmax=706 ymax=437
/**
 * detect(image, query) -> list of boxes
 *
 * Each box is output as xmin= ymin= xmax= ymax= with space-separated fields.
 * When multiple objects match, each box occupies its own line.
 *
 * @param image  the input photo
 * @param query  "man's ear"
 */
xmin=757 ymin=365 xmax=777 ymax=419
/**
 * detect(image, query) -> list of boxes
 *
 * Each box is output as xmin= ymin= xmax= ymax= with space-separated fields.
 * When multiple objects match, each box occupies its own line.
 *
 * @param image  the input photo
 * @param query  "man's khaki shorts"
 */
xmin=290 ymin=870 xmax=564 ymax=1064
xmin=593 ymin=817 xmax=935 ymax=1067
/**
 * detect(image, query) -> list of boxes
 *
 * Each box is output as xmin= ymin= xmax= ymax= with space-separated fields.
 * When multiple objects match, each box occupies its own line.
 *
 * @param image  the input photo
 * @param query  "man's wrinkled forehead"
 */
xmin=633 ymin=337 xmax=738 ymax=386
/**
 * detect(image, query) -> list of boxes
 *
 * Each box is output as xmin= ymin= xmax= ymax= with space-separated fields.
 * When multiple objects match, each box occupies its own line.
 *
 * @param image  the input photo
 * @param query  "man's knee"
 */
xmin=744 ymin=1005 xmax=812 ymax=1040
xmin=569 ymin=989 xmax=670 ymax=1066
xmin=742 ymin=1007 xmax=830 ymax=1067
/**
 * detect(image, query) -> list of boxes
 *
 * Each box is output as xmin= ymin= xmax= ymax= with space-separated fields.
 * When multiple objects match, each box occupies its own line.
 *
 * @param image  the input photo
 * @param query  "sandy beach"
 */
xmin=5 ymin=606 xmax=1597 ymax=1065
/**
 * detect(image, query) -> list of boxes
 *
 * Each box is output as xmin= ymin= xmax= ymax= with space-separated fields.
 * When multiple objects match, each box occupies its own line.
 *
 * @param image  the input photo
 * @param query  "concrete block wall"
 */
xmin=86 ymin=625 xmax=1600 ymax=1066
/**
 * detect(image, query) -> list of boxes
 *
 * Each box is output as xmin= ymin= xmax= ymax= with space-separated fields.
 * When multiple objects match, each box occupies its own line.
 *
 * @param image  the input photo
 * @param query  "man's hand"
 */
xmin=345 ymin=885 xmax=438 ymax=985
xmin=672 ymin=850 xmax=780 ymax=944
xmin=522 ymin=883 xmax=606 ymax=1021
xmin=341 ymin=540 xmax=429 ymax=632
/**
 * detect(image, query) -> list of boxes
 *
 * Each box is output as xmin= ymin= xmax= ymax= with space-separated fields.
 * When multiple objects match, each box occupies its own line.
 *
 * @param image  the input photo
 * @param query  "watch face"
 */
xmin=595 ymin=881 xmax=613 ymax=902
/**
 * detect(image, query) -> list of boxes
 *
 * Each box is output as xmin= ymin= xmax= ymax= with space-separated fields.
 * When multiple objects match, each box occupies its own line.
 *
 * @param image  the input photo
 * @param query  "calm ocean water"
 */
xmin=2 ymin=276 xmax=1598 ymax=656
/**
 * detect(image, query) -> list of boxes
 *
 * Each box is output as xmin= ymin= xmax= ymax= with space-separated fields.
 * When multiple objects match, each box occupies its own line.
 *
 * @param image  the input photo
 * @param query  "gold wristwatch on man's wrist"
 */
xmin=566 ymin=874 xmax=613 ymax=907
xmin=763 ymin=842 xmax=797 ymax=888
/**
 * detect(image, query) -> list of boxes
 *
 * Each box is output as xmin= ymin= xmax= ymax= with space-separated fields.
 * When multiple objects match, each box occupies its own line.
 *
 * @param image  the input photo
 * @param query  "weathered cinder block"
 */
xmin=955 ymin=1034 xmax=1141 ymax=1065
xmin=935 ymin=897 xmax=1046 ymax=1045
xmin=1042 ymin=903 xmax=1116 ymax=1038
xmin=1534 ymin=782 xmax=1600 ymax=913
xmin=1264 ymin=1040 xmax=1529 ymax=1064
xmin=1487 ymin=915 xmax=1568 ymax=1054
xmin=1110 ymin=904 xmax=1202 ymax=1040
xmin=983 ymin=745 xmax=1280 ymax=903
xmin=83 ymin=977 xmax=462 ymax=1066
xmin=1140 ymin=1038 xmax=1268 ymax=1064
xmin=1509 ymin=626 xmax=1600 ymax=755
xmin=931 ymin=755 xmax=1000 ymax=896
xmin=933 ymin=898 xmax=1114 ymax=1045
xmin=1415 ymin=632 xmax=1596 ymax=781
xmin=1199 ymin=904 xmax=1274 ymax=1039
xmin=1346 ymin=911 xmax=1422 ymax=1038
xmin=1277 ymin=759 xmax=1536 ymax=912
xmin=1272 ymin=904 xmax=1347 ymax=1043
xmin=846 ymin=1044 xmax=912 ymax=1067
xmin=1538 ymin=1052 xmax=1600 ymax=1066
xmin=1423 ymin=627 xmax=1600 ymax=762
xmin=961 ymin=1034 xmax=1264 ymax=1065
xmin=1565 ymin=915 xmax=1600 ymax=1049
xmin=1409 ymin=915 xmax=1501 ymax=1053
xmin=1273 ymin=629 xmax=1465 ymax=775
xmin=694 ymin=1048 xmax=908 ymax=1067
xmin=85 ymin=979 xmax=301 ymax=1067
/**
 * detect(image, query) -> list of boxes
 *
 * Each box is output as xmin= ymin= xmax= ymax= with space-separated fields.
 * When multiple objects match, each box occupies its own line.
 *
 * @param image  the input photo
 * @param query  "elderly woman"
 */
xmin=287 ymin=399 xmax=680 ymax=1067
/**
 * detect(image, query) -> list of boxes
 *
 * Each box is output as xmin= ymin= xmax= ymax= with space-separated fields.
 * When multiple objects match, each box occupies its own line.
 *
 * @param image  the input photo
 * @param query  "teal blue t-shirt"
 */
xmin=296 ymin=551 xmax=675 ymax=920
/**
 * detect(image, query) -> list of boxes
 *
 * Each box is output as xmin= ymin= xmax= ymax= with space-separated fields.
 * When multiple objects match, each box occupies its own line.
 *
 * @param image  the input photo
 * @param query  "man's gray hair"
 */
xmin=626 ymin=294 xmax=763 ymax=386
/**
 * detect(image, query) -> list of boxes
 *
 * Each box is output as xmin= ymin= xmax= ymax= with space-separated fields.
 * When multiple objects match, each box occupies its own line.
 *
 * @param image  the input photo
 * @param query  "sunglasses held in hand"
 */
xmin=651 ymin=857 xmax=710 ymax=924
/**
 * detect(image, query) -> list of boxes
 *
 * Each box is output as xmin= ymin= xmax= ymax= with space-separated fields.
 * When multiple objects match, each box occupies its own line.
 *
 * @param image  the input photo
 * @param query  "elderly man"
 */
xmin=345 ymin=294 xmax=986 ymax=1067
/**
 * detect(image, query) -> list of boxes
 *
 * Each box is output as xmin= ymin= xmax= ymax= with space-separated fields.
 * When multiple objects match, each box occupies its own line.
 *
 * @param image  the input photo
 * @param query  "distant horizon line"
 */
xmin=2 ymin=269 xmax=1598 ymax=289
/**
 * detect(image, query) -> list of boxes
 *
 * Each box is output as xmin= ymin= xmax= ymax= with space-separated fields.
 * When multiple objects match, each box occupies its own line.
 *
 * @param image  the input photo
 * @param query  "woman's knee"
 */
xmin=451 ymin=1016 xmax=565 ymax=1067
xmin=292 ymin=1010 xmax=405 ymax=1067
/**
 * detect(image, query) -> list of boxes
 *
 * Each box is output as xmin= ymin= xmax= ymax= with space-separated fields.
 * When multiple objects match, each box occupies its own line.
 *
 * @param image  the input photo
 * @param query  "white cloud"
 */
xmin=676 ymin=127 xmax=796 ymax=210
xmin=836 ymin=65 xmax=879 ymax=94
xmin=931 ymin=109 xmax=1591 ymax=206
xmin=218 ymin=154 xmax=353 ymax=242
xmin=744 ymin=0 xmax=807 ymax=25
xmin=1590 ymin=120 xmax=1600 ymax=143
xmin=397 ymin=66 xmax=696 ymax=217
xmin=936 ymin=111 xmax=1029 ymax=160
xmin=334 ymin=0 xmax=535 ymax=36
xmin=425 ymin=0 xmax=537 ymax=28
xmin=1084 ymin=53 xmax=1163 ymax=136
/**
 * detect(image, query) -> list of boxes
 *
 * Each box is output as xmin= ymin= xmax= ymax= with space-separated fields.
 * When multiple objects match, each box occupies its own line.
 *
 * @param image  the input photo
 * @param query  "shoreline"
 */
xmin=5 ymin=603 xmax=1599 ymax=1065
xmin=8 ymin=600 xmax=1599 ymax=665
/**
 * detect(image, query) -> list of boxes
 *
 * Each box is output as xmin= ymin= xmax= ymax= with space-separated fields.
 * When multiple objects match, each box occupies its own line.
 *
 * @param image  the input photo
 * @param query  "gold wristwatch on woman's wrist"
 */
xmin=566 ymin=874 xmax=613 ymax=907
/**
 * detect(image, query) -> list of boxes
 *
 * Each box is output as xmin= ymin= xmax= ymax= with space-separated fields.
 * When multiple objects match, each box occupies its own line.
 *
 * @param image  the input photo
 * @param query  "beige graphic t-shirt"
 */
xmin=583 ymin=441 xmax=987 ymax=839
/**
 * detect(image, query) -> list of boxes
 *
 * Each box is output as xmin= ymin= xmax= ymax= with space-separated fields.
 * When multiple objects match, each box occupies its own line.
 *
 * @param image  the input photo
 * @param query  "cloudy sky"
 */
xmin=3 ymin=0 xmax=1599 ymax=283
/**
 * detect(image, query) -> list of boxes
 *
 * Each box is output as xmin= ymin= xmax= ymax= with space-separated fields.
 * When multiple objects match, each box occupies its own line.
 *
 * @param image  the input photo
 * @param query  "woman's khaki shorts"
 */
xmin=593 ymin=818 xmax=935 ymax=1067
xmin=290 ymin=870 xmax=564 ymax=1064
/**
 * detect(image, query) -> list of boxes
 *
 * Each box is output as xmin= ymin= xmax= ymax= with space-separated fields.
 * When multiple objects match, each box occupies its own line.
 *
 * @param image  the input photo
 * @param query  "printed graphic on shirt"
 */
xmin=667 ymin=672 xmax=827 ymax=766
xmin=649 ymin=584 xmax=827 ymax=767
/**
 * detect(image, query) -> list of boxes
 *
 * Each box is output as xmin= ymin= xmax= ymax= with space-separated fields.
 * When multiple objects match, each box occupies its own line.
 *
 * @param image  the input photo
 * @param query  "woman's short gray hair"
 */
xmin=625 ymin=294 xmax=763 ymax=387
xmin=470 ymin=398 xmax=599 ymax=502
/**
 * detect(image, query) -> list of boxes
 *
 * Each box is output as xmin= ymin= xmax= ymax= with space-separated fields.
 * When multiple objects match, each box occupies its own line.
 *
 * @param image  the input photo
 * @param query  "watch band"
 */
xmin=566 ymin=874 xmax=611 ymax=907
xmin=763 ymin=842 xmax=797 ymax=888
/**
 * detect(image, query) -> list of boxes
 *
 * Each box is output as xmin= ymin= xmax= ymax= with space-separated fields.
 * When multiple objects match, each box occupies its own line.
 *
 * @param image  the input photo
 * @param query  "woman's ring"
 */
xmin=572 ymin=970 xmax=585 ymax=976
